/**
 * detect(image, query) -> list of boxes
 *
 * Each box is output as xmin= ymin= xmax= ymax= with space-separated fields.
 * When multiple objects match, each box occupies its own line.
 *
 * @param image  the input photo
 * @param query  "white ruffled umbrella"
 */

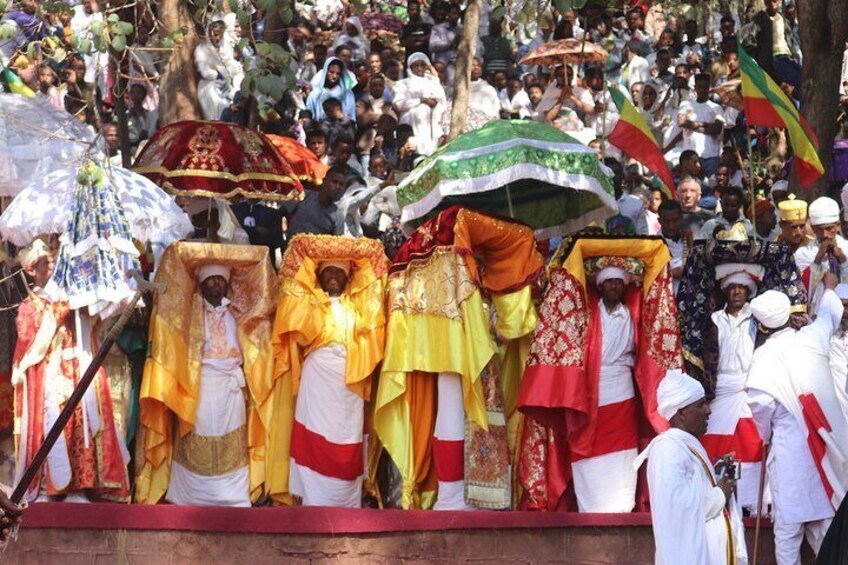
xmin=0 ymin=164 xmax=193 ymax=248
xmin=0 ymin=93 xmax=97 ymax=196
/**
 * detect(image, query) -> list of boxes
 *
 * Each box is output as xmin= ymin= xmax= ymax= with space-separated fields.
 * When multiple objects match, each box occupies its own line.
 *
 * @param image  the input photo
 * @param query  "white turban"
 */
xmin=318 ymin=260 xmax=352 ymax=276
xmin=196 ymin=264 xmax=231 ymax=283
xmin=715 ymin=263 xmax=764 ymax=297
xmin=17 ymin=239 xmax=49 ymax=270
xmin=596 ymin=266 xmax=628 ymax=287
xmin=750 ymin=289 xmax=791 ymax=329
xmin=809 ymin=197 xmax=840 ymax=226
xmin=770 ymin=180 xmax=789 ymax=197
xmin=836 ymin=284 xmax=848 ymax=301
xmin=657 ymin=369 xmax=705 ymax=421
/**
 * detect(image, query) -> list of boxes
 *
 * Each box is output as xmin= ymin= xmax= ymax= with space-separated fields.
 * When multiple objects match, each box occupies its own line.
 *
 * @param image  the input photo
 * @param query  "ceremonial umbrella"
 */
xmin=0 ymin=93 xmax=96 ymax=196
xmin=266 ymin=134 xmax=329 ymax=186
xmin=519 ymin=38 xmax=609 ymax=67
xmin=0 ymin=164 xmax=194 ymax=248
xmin=132 ymin=120 xmax=304 ymax=201
xmin=396 ymin=120 xmax=617 ymax=238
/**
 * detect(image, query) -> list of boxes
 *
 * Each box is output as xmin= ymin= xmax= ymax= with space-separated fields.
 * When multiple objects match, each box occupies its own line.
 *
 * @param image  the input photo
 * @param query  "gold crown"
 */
xmin=778 ymin=194 xmax=808 ymax=222
xmin=716 ymin=222 xmax=748 ymax=242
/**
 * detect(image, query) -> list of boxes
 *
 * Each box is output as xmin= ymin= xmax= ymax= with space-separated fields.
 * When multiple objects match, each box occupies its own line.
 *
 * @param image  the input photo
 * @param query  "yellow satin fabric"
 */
xmin=135 ymin=242 xmax=278 ymax=505
xmin=552 ymin=237 xmax=672 ymax=298
xmin=267 ymin=235 xmax=388 ymax=504
xmin=375 ymin=285 xmax=540 ymax=509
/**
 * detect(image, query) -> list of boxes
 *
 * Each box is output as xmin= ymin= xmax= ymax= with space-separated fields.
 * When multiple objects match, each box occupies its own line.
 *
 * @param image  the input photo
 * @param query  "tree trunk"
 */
xmin=797 ymin=0 xmax=848 ymax=197
xmin=448 ymin=0 xmax=481 ymax=140
xmin=159 ymin=0 xmax=201 ymax=125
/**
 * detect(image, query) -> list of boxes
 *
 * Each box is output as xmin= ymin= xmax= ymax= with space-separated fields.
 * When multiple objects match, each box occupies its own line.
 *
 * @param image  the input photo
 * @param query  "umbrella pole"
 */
xmin=506 ymin=184 xmax=515 ymax=218
xmin=746 ymin=123 xmax=758 ymax=237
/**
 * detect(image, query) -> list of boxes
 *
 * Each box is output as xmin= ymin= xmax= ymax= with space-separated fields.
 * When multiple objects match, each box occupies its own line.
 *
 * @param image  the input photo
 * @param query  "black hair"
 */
xmin=332 ymin=133 xmax=354 ymax=147
xmin=306 ymin=127 xmax=328 ymax=141
xmin=722 ymin=185 xmax=745 ymax=202
xmin=658 ymin=200 xmax=683 ymax=214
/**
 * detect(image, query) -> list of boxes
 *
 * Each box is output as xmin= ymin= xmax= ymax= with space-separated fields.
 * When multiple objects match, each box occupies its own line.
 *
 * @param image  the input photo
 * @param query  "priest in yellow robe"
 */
xmin=135 ymin=242 xmax=278 ymax=505
xmin=268 ymin=234 xmax=388 ymax=506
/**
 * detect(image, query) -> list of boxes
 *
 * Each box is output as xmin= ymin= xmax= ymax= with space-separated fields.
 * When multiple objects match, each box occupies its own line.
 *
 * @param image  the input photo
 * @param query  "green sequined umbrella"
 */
xmin=396 ymin=120 xmax=617 ymax=238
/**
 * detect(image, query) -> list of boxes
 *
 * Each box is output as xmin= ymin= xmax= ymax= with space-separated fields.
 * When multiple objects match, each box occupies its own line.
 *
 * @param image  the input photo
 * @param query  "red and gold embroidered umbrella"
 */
xmin=266 ymin=134 xmax=329 ymax=186
xmin=132 ymin=121 xmax=303 ymax=201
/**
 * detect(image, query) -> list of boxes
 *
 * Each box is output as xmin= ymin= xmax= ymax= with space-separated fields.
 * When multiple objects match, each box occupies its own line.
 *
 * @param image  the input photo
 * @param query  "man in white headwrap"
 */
xmin=635 ymin=369 xmax=747 ymax=565
xmin=166 ymin=263 xmax=251 ymax=507
xmin=794 ymin=196 xmax=848 ymax=318
xmin=700 ymin=262 xmax=767 ymax=512
xmin=570 ymin=264 xmax=640 ymax=513
xmin=747 ymin=278 xmax=848 ymax=564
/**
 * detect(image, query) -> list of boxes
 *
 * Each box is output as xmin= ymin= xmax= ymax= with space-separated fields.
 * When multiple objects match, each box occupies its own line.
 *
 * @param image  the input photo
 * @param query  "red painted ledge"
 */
xmin=20 ymin=504 xmax=770 ymax=535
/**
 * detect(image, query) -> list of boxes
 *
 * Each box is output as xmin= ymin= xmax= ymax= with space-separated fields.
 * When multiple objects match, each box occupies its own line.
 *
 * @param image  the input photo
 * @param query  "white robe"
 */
xmin=166 ymin=299 xmax=249 ymax=507
xmin=635 ymin=428 xmax=747 ymax=565
xmin=468 ymin=79 xmax=500 ymax=128
xmin=748 ymin=290 xmax=848 ymax=526
xmin=793 ymin=236 xmax=848 ymax=318
xmin=393 ymin=72 xmax=447 ymax=156
xmin=572 ymin=302 xmax=638 ymax=513
xmin=703 ymin=305 xmax=764 ymax=508
xmin=194 ymin=40 xmax=239 ymax=121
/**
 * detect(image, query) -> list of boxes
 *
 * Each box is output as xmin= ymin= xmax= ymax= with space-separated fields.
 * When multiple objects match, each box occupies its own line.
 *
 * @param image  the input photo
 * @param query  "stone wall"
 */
xmin=4 ymin=524 xmax=813 ymax=565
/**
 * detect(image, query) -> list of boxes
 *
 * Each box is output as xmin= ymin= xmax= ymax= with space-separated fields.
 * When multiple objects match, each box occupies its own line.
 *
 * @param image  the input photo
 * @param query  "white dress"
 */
xmin=393 ymin=71 xmax=447 ymax=156
xmin=194 ymin=40 xmax=237 ymax=121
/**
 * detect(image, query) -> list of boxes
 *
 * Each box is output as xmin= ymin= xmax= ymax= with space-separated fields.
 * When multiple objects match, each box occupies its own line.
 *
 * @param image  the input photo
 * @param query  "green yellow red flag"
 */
xmin=607 ymin=86 xmax=676 ymax=197
xmin=738 ymin=46 xmax=823 ymax=188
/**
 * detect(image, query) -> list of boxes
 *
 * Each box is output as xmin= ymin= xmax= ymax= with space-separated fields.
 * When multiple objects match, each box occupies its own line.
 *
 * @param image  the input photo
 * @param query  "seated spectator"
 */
xmin=499 ymin=76 xmax=531 ymax=119
xmin=393 ymin=52 xmax=446 ymax=155
xmin=677 ymin=175 xmax=714 ymax=234
xmin=306 ymin=127 xmax=330 ymax=165
xmin=698 ymin=185 xmax=753 ymax=240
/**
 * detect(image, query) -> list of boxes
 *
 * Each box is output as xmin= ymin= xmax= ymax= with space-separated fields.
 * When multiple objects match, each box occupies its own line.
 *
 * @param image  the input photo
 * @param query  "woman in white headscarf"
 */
xmin=333 ymin=16 xmax=370 ymax=63
xmin=194 ymin=20 xmax=239 ymax=120
xmin=392 ymin=53 xmax=446 ymax=156
xmin=306 ymin=57 xmax=357 ymax=122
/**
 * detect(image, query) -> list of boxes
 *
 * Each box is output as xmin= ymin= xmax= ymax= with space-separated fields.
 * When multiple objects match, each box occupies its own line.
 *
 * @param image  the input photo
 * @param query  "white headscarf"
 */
xmin=750 ymin=289 xmax=791 ymax=329
xmin=657 ymin=369 xmax=705 ymax=421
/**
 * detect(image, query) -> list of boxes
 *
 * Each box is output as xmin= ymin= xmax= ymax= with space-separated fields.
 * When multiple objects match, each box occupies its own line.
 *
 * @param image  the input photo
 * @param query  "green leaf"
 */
xmin=115 ymin=21 xmax=134 ymax=36
xmin=25 ymin=42 xmax=36 ymax=60
xmin=572 ymin=0 xmax=587 ymax=7
xmin=0 ymin=1 xmax=8 ymax=14
xmin=90 ymin=21 xmax=104 ymax=36
xmin=256 ymin=42 xmax=271 ymax=57
xmin=107 ymin=13 xmax=120 ymax=22
xmin=553 ymin=0 xmax=573 ymax=13
xmin=237 ymin=11 xmax=251 ymax=29
xmin=280 ymin=7 xmax=293 ymax=24
xmin=228 ymin=0 xmax=239 ymax=12
xmin=111 ymin=34 xmax=127 ymax=52
xmin=490 ymin=5 xmax=506 ymax=21
xmin=161 ymin=37 xmax=175 ymax=49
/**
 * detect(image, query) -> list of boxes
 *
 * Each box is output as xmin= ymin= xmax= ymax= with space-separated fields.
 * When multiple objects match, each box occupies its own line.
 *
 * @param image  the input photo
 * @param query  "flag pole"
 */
xmin=746 ymin=122 xmax=758 ymax=237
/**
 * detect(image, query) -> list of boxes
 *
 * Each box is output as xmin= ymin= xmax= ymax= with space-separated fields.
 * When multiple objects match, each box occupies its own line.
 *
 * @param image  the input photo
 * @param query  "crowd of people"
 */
xmin=5 ymin=0 xmax=848 ymax=563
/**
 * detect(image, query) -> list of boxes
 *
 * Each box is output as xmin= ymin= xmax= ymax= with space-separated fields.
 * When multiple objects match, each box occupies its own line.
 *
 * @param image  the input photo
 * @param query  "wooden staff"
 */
xmin=752 ymin=442 xmax=770 ymax=565
xmin=10 ymin=271 xmax=166 ymax=504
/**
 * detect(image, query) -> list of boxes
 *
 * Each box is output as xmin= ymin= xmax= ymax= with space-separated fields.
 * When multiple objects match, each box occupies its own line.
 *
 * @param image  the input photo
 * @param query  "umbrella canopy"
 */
xmin=0 ymin=93 xmax=96 ymax=196
xmin=519 ymin=38 xmax=609 ymax=67
xmin=133 ymin=120 xmax=304 ymax=201
xmin=396 ymin=120 xmax=617 ymax=239
xmin=47 ymin=162 xmax=142 ymax=319
xmin=0 ymin=163 xmax=194 ymax=247
xmin=266 ymin=134 xmax=329 ymax=186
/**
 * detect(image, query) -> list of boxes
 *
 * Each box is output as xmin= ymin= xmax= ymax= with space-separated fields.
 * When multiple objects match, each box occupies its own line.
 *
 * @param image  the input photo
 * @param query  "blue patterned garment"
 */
xmin=677 ymin=239 xmax=807 ymax=395
xmin=50 ymin=164 xmax=141 ymax=320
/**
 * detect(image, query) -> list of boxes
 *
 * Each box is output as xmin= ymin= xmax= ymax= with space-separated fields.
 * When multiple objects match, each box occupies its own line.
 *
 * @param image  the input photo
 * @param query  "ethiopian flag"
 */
xmin=738 ymin=47 xmax=823 ymax=187
xmin=607 ymin=87 xmax=676 ymax=197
